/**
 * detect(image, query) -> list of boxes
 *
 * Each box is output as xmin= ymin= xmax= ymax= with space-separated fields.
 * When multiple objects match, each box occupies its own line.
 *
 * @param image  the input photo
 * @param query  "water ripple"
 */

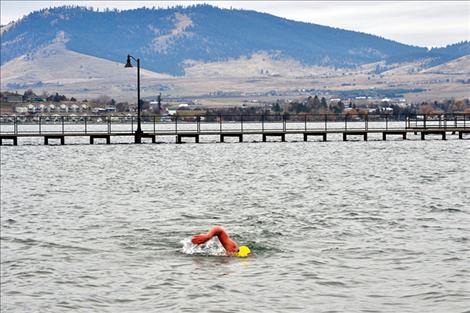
xmin=1 ymin=140 xmax=469 ymax=312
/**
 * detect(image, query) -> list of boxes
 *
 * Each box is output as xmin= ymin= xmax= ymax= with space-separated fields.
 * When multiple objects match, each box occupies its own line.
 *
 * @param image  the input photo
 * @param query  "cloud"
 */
xmin=223 ymin=1 xmax=470 ymax=47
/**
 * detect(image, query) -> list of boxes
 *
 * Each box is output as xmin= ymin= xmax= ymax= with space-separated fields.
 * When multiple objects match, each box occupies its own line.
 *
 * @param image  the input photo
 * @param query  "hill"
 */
xmin=1 ymin=5 xmax=469 ymax=102
xmin=0 ymin=5 xmax=440 ymax=76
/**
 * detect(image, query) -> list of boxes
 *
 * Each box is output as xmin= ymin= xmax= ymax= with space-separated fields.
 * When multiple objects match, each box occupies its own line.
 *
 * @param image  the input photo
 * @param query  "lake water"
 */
xmin=1 ymin=138 xmax=469 ymax=312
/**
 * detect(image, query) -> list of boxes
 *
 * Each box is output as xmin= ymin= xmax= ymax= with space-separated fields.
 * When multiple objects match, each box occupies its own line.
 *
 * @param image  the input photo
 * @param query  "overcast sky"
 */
xmin=1 ymin=1 xmax=469 ymax=48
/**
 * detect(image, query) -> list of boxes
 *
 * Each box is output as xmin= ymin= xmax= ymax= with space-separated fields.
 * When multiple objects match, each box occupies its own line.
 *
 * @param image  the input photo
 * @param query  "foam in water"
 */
xmin=180 ymin=237 xmax=227 ymax=256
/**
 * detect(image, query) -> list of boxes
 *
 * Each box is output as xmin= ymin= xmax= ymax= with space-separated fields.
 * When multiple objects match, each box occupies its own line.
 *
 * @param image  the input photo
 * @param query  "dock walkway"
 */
xmin=1 ymin=113 xmax=468 ymax=145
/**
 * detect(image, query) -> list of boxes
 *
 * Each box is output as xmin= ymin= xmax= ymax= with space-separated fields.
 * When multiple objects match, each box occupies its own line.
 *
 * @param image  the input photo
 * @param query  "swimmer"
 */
xmin=191 ymin=226 xmax=251 ymax=257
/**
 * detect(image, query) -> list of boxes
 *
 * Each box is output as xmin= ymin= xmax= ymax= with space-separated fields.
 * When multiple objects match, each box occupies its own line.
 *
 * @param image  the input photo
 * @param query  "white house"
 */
xmin=15 ymin=106 xmax=28 ymax=113
xmin=91 ymin=108 xmax=106 ymax=114
xmin=70 ymin=104 xmax=79 ymax=112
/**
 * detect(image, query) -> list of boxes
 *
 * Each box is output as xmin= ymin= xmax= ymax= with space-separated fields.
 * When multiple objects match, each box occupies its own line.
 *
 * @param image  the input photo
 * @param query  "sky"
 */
xmin=1 ymin=1 xmax=469 ymax=48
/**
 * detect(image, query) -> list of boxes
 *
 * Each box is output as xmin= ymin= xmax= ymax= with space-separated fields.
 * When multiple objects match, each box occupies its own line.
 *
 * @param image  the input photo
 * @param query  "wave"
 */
xmin=180 ymin=237 xmax=227 ymax=256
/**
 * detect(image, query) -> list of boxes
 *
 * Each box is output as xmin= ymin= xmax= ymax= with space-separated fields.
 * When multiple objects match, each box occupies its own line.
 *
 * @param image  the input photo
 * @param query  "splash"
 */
xmin=180 ymin=237 xmax=227 ymax=256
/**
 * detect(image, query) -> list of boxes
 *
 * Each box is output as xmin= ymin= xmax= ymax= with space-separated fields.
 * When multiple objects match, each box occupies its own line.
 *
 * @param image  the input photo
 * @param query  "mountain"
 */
xmin=2 ymin=4 xmax=458 ymax=76
xmin=1 ymin=5 xmax=469 ymax=102
xmin=426 ymin=41 xmax=470 ymax=66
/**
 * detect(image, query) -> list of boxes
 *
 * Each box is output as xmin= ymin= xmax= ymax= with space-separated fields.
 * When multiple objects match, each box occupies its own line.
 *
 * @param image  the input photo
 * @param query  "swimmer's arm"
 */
xmin=191 ymin=233 xmax=211 ymax=244
xmin=192 ymin=226 xmax=238 ymax=253
xmin=191 ymin=226 xmax=225 ymax=244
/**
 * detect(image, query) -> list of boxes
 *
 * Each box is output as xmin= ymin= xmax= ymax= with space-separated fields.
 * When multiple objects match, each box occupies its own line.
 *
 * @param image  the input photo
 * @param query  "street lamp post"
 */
xmin=125 ymin=54 xmax=143 ymax=143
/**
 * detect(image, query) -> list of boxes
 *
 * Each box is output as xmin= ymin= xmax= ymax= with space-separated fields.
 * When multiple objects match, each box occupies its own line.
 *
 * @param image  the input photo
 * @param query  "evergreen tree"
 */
xmin=338 ymin=101 xmax=345 ymax=113
xmin=312 ymin=95 xmax=321 ymax=113
xmin=272 ymin=102 xmax=281 ymax=112
xmin=23 ymin=89 xmax=36 ymax=98
xmin=320 ymin=97 xmax=328 ymax=110
xmin=53 ymin=92 xmax=61 ymax=102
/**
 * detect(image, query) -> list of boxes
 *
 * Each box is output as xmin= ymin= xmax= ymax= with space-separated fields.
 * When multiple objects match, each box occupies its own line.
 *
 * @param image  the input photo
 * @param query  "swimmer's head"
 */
xmin=234 ymin=246 xmax=251 ymax=257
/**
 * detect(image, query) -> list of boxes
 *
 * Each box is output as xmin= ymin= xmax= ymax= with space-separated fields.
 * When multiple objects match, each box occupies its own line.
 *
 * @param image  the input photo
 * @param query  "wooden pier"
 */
xmin=1 ymin=113 xmax=468 ymax=146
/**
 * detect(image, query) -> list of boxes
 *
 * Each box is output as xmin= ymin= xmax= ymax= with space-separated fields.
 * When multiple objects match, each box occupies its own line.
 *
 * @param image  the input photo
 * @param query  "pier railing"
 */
xmin=406 ymin=113 xmax=468 ymax=129
xmin=0 ymin=112 xmax=468 ymax=135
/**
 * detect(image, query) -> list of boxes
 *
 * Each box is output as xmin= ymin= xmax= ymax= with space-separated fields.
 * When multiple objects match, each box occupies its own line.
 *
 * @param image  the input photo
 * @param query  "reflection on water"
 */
xmin=1 ymin=140 xmax=469 ymax=312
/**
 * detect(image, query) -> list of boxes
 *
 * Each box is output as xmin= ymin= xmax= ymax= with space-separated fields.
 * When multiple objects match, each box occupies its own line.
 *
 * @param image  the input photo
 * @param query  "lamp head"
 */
xmin=125 ymin=55 xmax=133 ymax=68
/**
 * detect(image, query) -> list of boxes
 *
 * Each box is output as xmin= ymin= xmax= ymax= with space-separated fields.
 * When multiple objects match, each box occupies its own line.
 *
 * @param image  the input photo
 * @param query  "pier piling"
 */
xmin=0 ymin=136 xmax=17 ymax=146
xmin=383 ymin=131 xmax=407 ymax=141
xmin=303 ymin=132 xmax=327 ymax=142
xmin=263 ymin=133 xmax=285 ymax=142
xmin=343 ymin=131 xmax=367 ymax=141
xmin=44 ymin=135 xmax=65 ymax=145
xmin=421 ymin=131 xmax=446 ymax=140
xmin=177 ymin=134 xmax=199 ymax=144
xmin=459 ymin=130 xmax=469 ymax=139
xmin=90 ymin=135 xmax=111 ymax=144
xmin=220 ymin=134 xmax=243 ymax=142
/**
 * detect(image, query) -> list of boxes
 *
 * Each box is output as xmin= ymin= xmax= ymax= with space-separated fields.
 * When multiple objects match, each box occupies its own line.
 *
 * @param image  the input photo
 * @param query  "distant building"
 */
xmin=91 ymin=107 xmax=106 ymax=114
xmin=15 ymin=106 xmax=28 ymax=113
xmin=150 ymin=101 xmax=159 ymax=112
xmin=5 ymin=95 xmax=23 ymax=103
xmin=27 ymin=104 xmax=36 ymax=113
xmin=70 ymin=104 xmax=79 ymax=112
xmin=166 ymin=105 xmax=179 ymax=116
